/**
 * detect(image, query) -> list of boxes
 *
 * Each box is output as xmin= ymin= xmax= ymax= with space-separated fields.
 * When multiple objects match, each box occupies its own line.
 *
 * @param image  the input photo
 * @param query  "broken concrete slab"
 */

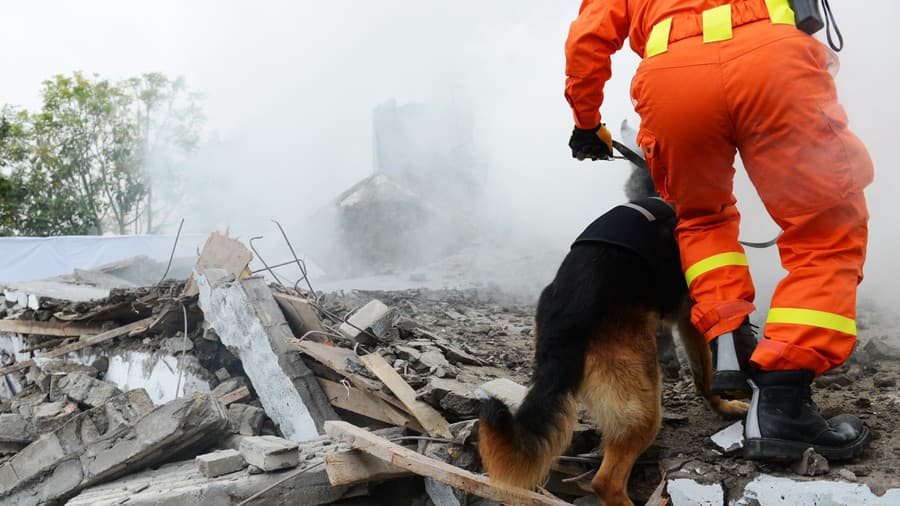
xmin=339 ymin=299 xmax=397 ymax=344
xmin=32 ymin=399 xmax=79 ymax=432
xmin=56 ymin=372 xmax=122 ymax=408
xmin=0 ymin=413 xmax=34 ymax=444
xmin=475 ymin=378 xmax=527 ymax=411
xmin=196 ymin=269 xmax=337 ymax=440
xmin=736 ymin=475 xmax=900 ymax=505
xmin=0 ymin=390 xmax=228 ymax=505
xmin=710 ymin=421 xmax=744 ymax=454
xmin=421 ymin=378 xmax=480 ymax=419
xmin=68 ymin=456 xmax=352 ymax=506
xmin=667 ymin=478 xmax=724 ymax=506
xmin=239 ymin=435 xmax=300 ymax=471
xmin=195 ymin=449 xmax=245 ymax=477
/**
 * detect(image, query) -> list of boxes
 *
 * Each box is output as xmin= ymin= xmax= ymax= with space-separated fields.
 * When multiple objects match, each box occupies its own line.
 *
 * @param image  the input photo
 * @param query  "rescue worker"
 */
xmin=565 ymin=0 xmax=873 ymax=461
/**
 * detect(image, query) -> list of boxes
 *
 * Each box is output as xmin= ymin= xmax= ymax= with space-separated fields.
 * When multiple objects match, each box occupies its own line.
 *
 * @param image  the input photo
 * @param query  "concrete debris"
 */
xmin=2 ymin=232 xmax=898 ymax=505
xmin=238 ymin=435 xmax=300 ymax=472
xmin=710 ymin=421 xmax=744 ymax=453
xmin=196 ymin=268 xmax=337 ymax=440
xmin=339 ymin=299 xmax=398 ymax=344
xmin=196 ymin=449 xmax=246 ymax=477
xmin=791 ymin=447 xmax=830 ymax=477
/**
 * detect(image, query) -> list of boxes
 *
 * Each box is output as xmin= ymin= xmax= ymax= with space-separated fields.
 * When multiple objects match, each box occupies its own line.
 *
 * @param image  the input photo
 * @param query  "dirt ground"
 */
xmin=323 ymin=287 xmax=900 ymax=503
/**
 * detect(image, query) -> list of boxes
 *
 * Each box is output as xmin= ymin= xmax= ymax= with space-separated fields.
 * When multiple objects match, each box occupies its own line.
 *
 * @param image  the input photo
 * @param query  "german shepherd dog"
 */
xmin=478 ymin=140 xmax=748 ymax=506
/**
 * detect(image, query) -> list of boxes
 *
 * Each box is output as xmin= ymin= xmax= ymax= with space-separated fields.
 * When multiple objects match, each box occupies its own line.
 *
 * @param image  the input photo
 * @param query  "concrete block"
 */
xmin=195 ymin=449 xmax=245 ymax=477
xmin=32 ymin=400 xmax=79 ymax=432
xmin=196 ymin=270 xmax=337 ymax=440
xmin=57 ymin=373 xmax=122 ymax=408
xmin=738 ymin=475 xmax=900 ymax=505
xmin=668 ymin=478 xmax=724 ymax=506
xmin=0 ymin=413 xmax=34 ymax=443
xmin=228 ymin=403 xmax=266 ymax=436
xmin=0 ymin=390 xmax=228 ymax=505
xmin=239 ymin=435 xmax=300 ymax=471
xmin=339 ymin=299 xmax=398 ymax=344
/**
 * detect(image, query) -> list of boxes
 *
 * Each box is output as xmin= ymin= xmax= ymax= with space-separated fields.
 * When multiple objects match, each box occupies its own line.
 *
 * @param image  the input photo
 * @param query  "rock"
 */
xmin=196 ymin=449 xmax=246 ymax=478
xmin=56 ymin=373 xmax=122 ymax=408
xmin=32 ymin=400 xmax=79 ymax=433
xmin=862 ymin=337 xmax=900 ymax=361
xmin=421 ymin=378 xmax=480 ymax=419
xmin=836 ymin=468 xmax=857 ymax=482
xmin=228 ymin=403 xmax=266 ymax=436
xmin=238 ymin=435 xmax=300 ymax=472
xmin=791 ymin=447 xmax=830 ymax=477
xmin=0 ymin=414 xmax=34 ymax=444
xmin=418 ymin=349 xmax=453 ymax=372
xmin=874 ymin=376 xmax=896 ymax=388
xmin=214 ymin=368 xmax=230 ymax=382
xmin=710 ymin=421 xmax=744 ymax=453
xmin=211 ymin=376 xmax=250 ymax=398
xmin=247 ymin=464 xmax=263 ymax=475
xmin=160 ymin=336 xmax=194 ymax=354
xmin=338 ymin=300 xmax=398 ymax=345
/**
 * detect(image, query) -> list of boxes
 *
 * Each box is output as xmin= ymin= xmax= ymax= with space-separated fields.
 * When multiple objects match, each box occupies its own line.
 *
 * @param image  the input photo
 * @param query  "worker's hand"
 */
xmin=569 ymin=123 xmax=613 ymax=161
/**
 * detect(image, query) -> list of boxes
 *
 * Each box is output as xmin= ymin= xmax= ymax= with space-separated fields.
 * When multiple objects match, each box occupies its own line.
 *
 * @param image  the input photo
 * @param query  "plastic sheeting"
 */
xmin=0 ymin=234 xmax=207 ymax=283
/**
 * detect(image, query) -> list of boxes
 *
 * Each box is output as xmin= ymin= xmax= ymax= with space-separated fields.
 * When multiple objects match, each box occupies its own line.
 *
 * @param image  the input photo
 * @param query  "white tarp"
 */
xmin=0 ymin=234 xmax=207 ymax=283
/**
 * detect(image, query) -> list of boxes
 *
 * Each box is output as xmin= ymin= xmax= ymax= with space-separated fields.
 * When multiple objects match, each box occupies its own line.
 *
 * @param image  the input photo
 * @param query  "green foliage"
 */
xmin=0 ymin=72 xmax=203 ymax=236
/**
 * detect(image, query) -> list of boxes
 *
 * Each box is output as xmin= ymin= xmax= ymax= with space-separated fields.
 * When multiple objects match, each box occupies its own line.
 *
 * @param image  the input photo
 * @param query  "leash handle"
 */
xmin=822 ymin=0 xmax=843 ymax=52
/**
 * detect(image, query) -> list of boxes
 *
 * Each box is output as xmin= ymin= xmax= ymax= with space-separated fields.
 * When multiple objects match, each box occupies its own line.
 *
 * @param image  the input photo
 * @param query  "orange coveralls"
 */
xmin=565 ymin=0 xmax=874 ymax=375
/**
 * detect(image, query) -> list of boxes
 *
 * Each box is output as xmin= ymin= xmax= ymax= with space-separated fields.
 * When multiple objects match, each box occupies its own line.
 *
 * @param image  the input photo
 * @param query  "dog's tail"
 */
xmin=478 ymin=377 xmax=578 ymax=490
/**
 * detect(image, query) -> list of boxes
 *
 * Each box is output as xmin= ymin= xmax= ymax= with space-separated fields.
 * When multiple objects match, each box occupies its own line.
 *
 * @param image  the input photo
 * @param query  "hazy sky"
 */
xmin=2 ymin=1 xmax=898 ymax=302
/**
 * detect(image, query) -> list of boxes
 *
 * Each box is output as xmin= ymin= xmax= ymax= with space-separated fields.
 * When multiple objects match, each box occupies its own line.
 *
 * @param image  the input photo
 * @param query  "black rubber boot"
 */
xmin=709 ymin=318 xmax=757 ymax=399
xmin=744 ymin=369 xmax=871 ymax=461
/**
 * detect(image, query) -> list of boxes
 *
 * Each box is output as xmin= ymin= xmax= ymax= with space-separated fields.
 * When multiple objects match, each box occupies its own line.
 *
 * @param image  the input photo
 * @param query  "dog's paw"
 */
xmin=711 ymin=397 xmax=749 ymax=419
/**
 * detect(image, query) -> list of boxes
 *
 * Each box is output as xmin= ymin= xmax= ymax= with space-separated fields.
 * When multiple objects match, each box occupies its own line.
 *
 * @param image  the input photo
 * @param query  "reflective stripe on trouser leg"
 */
xmin=685 ymin=251 xmax=749 ymax=286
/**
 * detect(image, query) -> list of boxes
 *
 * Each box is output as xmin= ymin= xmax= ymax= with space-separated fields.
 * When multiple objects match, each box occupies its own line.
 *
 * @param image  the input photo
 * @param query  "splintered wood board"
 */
xmin=0 ymin=320 xmax=103 ymax=337
xmin=0 ymin=317 xmax=155 ymax=376
xmin=325 ymin=421 xmax=570 ymax=506
xmin=183 ymin=231 xmax=253 ymax=296
xmin=359 ymin=352 xmax=452 ymax=439
xmin=318 ymin=377 xmax=415 ymax=429
xmin=324 ymin=449 xmax=412 ymax=486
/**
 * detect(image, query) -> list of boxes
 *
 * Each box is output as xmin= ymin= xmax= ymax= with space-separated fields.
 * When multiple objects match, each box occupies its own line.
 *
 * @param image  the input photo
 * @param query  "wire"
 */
xmin=236 ymin=461 xmax=325 ymax=506
xmin=822 ymin=0 xmax=843 ymax=52
xmin=158 ymin=218 xmax=184 ymax=284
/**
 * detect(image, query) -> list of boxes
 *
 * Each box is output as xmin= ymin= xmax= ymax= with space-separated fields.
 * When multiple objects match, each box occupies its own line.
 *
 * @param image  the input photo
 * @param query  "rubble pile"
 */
xmin=1 ymin=231 xmax=899 ymax=505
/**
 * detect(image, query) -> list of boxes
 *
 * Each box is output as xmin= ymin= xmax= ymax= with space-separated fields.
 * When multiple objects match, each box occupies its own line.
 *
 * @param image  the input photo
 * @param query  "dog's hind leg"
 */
xmin=579 ymin=315 xmax=662 ymax=506
xmin=676 ymin=304 xmax=748 ymax=418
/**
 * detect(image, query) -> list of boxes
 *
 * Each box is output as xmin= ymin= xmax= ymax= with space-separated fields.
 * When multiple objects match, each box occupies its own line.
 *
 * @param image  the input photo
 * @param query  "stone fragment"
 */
xmin=56 ymin=373 xmax=122 ymax=408
xmin=32 ymin=400 xmax=79 ymax=433
xmin=791 ymin=447 xmax=830 ymax=477
xmin=239 ymin=435 xmax=300 ymax=472
xmin=339 ymin=300 xmax=398 ymax=344
xmin=0 ymin=413 xmax=34 ymax=444
xmin=0 ymin=391 xmax=228 ymax=505
xmin=211 ymin=376 xmax=250 ymax=398
xmin=228 ymin=403 xmax=266 ymax=436
xmin=160 ymin=336 xmax=194 ymax=354
xmin=421 ymin=378 xmax=480 ymax=418
xmin=196 ymin=449 xmax=245 ymax=477
xmin=215 ymin=367 xmax=231 ymax=382
xmin=710 ymin=421 xmax=744 ymax=453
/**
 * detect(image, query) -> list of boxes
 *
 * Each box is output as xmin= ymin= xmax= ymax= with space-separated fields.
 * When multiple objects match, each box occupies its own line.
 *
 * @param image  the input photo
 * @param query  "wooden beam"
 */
xmin=324 ymin=449 xmax=411 ymax=486
xmin=273 ymin=292 xmax=329 ymax=341
xmin=0 ymin=320 xmax=103 ymax=338
xmin=325 ymin=421 xmax=570 ymax=506
xmin=0 ymin=316 xmax=155 ymax=377
xmin=318 ymin=377 xmax=416 ymax=429
xmin=360 ymin=352 xmax=452 ymax=439
xmin=217 ymin=386 xmax=250 ymax=406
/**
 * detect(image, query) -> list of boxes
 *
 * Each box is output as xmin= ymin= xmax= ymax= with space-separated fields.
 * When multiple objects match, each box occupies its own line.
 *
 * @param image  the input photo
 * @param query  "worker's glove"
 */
xmin=569 ymin=123 xmax=614 ymax=161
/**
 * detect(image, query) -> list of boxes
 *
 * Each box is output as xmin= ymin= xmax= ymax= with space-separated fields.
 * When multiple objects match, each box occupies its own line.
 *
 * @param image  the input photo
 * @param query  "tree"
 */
xmin=0 ymin=72 xmax=204 ymax=236
xmin=122 ymin=73 xmax=204 ymax=233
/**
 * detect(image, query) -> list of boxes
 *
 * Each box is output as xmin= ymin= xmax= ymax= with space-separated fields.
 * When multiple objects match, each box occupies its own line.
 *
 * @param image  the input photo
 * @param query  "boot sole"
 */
xmin=710 ymin=371 xmax=751 ymax=400
xmin=743 ymin=426 xmax=871 ymax=462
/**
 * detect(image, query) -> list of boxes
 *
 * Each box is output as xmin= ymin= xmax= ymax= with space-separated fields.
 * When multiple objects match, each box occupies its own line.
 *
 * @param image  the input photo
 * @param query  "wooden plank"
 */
xmin=217 ymin=386 xmax=250 ymax=405
xmin=183 ymin=231 xmax=253 ymax=296
xmin=359 ymin=352 xmax=452 ymax=439
xmin=273 ymin=292 xmax=329 ymax=341
xmin=0 ymin=317 xmax=155 ymax=377
xmin=325 ymin=421 xmax=570 ymax=506
xmin=324 ymin=449 xmax=411 ymax=486
xmin=293 ymin=341 xmax=409 ymax=413
xmin=318 ymin=377 xmax=416 ymax=429
xmin=0 ymin=320 xmax=103 ymax=338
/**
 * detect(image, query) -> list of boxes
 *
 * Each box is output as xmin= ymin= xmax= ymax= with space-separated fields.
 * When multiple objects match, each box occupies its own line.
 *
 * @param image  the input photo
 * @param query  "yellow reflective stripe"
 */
xmin=684 ymin=252 xmax=748 ymax=286
xmin=767 ymin=308 xmax=857 ymax=336
xmin=646 ymin=17 xmax=673 ymax=58
xmin=703 ymin=5 xmax=733 ymax=43
xmin=765 ymin=0 xmax=796 ymax=25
